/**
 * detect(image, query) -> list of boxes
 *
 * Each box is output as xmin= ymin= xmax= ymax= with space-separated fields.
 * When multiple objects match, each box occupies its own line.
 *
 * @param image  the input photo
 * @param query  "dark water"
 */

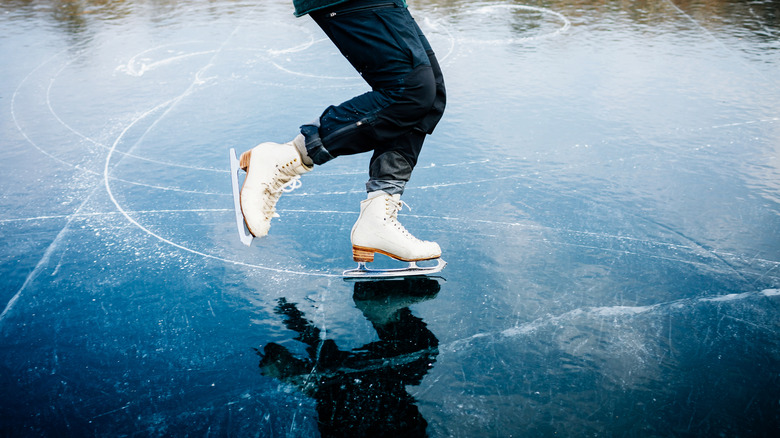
xmin=1 ymin=0 xmax=779 ymax=436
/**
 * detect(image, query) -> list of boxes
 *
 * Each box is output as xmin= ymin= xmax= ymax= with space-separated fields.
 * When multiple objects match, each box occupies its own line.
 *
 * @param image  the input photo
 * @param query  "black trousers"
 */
xmin=301 ymin=0 xmax=446 ymax=194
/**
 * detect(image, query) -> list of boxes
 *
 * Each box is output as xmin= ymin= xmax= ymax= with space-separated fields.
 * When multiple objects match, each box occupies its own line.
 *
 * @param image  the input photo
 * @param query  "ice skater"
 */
xmin=236 ymin=0 xmax=446 ymax=274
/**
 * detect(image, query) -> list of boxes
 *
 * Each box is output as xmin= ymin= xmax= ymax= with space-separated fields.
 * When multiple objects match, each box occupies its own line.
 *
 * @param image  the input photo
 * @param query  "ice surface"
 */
xmin=1 ymin=0 xmax=779 ymax=436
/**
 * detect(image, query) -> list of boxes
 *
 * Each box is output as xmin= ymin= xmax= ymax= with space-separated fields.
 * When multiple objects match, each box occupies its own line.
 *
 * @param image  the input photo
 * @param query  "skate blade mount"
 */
xmin=229 ymin=148 xmax=254 ymax=247
xmin=343 ymin=258 xmax=446 ymax=279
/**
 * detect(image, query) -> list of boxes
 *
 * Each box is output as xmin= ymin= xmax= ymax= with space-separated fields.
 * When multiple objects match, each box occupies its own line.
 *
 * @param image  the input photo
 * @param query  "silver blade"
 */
xmin=343 ymin=258 xmax=446 ymax=279
xmin=229 ymin=148 xmax=254 ymax=247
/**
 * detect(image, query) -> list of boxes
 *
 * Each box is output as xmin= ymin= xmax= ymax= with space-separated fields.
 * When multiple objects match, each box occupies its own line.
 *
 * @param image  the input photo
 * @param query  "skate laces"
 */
xmin=387 ymin=196 xmax=410 ymax=218
xmin=281 ymin=175 xmax=302 ymax=192
xmin=262 ymin=167 xmax=303 ymax=218
xmin=386 ymin=196 xmax=419 ymax=240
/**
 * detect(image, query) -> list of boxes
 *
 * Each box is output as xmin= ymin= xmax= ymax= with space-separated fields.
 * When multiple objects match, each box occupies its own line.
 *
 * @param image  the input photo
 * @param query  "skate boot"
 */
xmin=350 ymin=192 xmax=442 ymax=262
xmin=239 ymin=135 xmax=312 ymax=237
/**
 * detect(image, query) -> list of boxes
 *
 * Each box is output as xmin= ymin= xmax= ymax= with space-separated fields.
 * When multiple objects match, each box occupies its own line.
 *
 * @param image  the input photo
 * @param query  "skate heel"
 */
xmin=352 ymin=246 xmax=375 ymax=263
xmin=239 ymin=150 xmax=252 ymax=170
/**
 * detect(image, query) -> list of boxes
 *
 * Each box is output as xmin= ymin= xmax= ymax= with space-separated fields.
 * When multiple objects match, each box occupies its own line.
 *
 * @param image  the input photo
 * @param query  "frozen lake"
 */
xmin=2 ymin=0 xmax=779 ymax=435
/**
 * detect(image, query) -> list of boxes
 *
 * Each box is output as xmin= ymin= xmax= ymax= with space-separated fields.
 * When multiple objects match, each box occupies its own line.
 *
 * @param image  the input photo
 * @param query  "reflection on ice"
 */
xmin=259 ymin=278 xmax=440 ymax=437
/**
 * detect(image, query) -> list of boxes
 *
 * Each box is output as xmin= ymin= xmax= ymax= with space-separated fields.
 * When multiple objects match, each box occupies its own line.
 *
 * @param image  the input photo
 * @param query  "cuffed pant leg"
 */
xmin=300 ymin=120 xmax=335 ymax=166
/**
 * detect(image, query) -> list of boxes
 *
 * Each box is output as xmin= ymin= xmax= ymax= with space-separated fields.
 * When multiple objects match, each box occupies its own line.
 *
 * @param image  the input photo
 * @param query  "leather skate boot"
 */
xmin=239 ymin=135 xmax=312 ymax=237
xmin=350 ymin=192 xmax=441 ymax=262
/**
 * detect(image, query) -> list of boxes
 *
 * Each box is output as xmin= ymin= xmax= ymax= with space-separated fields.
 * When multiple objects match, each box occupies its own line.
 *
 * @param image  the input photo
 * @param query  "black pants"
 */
xmin=301 ymin=0 xmax=446 ymax=195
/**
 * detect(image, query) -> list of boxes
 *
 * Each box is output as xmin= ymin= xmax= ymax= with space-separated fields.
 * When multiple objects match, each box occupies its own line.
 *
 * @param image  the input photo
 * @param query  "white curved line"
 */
xmin=101 ymin=22 xmax=342 ymax=277
xmin=267 ymin=35 xmax=319 ymax=56
xmin=270 ymin=61 xmax=362 ymax=81
xmin=421 ymin=16 xmax=456 ymax=63
xmin=15 ymin=48 xmax=224 ymax=181
xmin=103 ymin=99 xmax=340 ymax=277
xmin=457 ymin=3 xmax=571 ymax=45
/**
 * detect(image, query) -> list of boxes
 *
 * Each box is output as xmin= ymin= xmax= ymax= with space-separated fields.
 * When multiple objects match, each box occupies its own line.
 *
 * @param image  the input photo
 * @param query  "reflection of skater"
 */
xmin=239 ymin=0 xmax=446 ymax=264
xmin=258 ymin=278 xmax=440 ymax=437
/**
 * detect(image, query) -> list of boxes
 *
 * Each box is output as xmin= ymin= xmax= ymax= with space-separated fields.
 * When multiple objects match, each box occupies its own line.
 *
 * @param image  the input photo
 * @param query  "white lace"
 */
xmin=387 ymin=196 xmax=411 ymax=215
xmin=281 ymin=176 xmax=302 ymax=193
xmin=262 ymin=170 xmax=303 ymax=219
xmin=386 ymin=196 xmax=420 ymax=241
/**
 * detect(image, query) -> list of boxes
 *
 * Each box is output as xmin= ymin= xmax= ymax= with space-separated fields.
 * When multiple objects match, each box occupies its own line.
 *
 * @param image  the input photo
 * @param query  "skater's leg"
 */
xmin=238 ymin=1 xmax=436 ymax=239
xmin=304 ymin=2 xmax=447 ymax=261
xmin=367 ymin=47 xmax=446 ymax=195
xmin=302 ymin=1 xmax=440 ymax=164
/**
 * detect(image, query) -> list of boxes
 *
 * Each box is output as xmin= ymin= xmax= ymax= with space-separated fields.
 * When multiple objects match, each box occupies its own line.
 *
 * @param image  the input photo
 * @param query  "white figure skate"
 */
xmin=229 ymin=136 xmax=312 ymax=245
xmin=343 ymin=193 xmax=446 ymax=278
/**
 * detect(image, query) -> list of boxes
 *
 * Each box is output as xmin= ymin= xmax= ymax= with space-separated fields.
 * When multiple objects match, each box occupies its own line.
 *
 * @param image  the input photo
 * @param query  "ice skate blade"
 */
xmin=229 ymin=148 xmax=254 ymax=247
xmin=343 ymin=258 xmax=446 ymax=279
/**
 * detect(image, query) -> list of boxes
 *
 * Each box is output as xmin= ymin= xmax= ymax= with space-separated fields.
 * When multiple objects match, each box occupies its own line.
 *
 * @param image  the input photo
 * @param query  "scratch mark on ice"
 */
xmin=0 ymin=195 xmax=93 ymax=326
xmin=443 ymin=289 xmax=780 ymax=353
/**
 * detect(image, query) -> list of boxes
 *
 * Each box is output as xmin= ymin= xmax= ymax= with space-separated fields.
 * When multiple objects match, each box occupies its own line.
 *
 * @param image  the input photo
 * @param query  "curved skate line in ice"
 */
xmin=15 ymin=46 xmax=223 ymax=179
xmin=11 ymin=49 xmax=90 ymax=171
xmin=19 ymin=48 xmax=502 ymax=196
xmin=101 ymin=22 xmax=342 ymax=278
xmin=123 ymin=48 xmax=220 ymax=77
xmin=6 ymin=54 xmax=131 ymax=323
xmin=17 ymin=56 xmax=213 ymax=196
xmin=34 ymin=42 xmax=327 ymax=193
xmin=45 ymin=67 xmax=231 ymax=194
xmin=122 ymin=21 xmax=319 ymax=76
xmin=46 ymin=68 xmax=226 ymax=174
xmin=44 ymin=62 xmax=231 ymax=192
xmin=45 ymin=31 xmax=325 ymax=175
xmin=266 ymin=35 xmax=320 ymax=56
xmin=456 ymin=3 xmax=571 ymax=45
xmin=421 ymin=16 xmax=456 ymax=63
xmin=270 ymin=61 xmax=362 ymax=81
